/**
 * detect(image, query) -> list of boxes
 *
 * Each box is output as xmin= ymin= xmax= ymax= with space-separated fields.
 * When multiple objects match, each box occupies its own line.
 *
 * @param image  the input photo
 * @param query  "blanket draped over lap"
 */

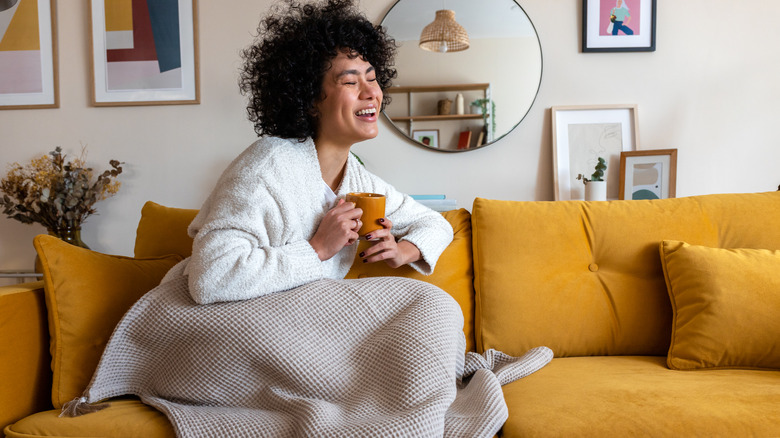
xmin=66 ymin=275 xmax=552 ymax=438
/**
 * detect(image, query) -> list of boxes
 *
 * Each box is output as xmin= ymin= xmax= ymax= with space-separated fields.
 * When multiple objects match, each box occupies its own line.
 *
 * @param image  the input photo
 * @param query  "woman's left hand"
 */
xmin=359 ymin=217 xmax=422 ymax=268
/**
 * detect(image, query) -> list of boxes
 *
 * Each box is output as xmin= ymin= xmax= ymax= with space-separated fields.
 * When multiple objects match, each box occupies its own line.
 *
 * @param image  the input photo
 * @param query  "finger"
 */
xmin=379 ymin=217 xmax=393 ymax=229
xmin=333 ymin=201 xmax=357 ymax=213
xmin=348 ymin=207 xmax=363 ymax=219
xmin=364 ymin=246 xmax=397 ymax=264
xmin=360 ymin=239 xmax=395 ymax=258
xmin=363 ymin=228 xmax=392 ymax=241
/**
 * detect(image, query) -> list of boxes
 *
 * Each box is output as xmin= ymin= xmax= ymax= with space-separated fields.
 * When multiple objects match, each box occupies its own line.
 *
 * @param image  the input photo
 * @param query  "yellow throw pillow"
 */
xmin=134 ymin=201 xmax=199 ymax=258
xmin=33 ymin=235 xmax=182 ymax=408
xmin=345 ymin=209 xmax=476 ymax=352
xmin=660 ymin=240 xmax=780 ymax=371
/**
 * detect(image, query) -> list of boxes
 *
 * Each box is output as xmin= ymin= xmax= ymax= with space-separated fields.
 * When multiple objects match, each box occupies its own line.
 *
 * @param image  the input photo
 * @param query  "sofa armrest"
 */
xmin=0 ymin=281 xmax=52 ymax=432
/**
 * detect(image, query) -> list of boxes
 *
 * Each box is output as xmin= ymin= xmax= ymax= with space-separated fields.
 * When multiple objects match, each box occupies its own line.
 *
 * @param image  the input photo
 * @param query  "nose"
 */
xmin=360 ymin=79 xmax=382 ymax=101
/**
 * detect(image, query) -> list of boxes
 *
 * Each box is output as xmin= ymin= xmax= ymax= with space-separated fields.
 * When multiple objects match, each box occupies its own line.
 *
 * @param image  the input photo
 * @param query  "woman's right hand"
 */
xmin=309 ymin=199 xmax=363 ymax=261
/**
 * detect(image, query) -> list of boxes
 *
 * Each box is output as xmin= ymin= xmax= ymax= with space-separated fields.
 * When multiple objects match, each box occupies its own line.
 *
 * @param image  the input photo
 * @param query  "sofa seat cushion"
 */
xmin=501 ymin=355 xmax=780 ymax=438
xmin=4 ymin=398 xmax=174 ymax=438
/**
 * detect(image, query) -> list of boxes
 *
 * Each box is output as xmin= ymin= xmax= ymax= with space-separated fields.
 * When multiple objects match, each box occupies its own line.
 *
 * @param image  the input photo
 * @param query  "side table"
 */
xmin=0 ymin=270 xmax=43 ymax=285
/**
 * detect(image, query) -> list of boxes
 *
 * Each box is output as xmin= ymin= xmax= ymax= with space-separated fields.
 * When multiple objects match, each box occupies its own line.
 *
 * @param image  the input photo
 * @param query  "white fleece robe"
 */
xmin=182 ymin=136 xmax=454 ymax=304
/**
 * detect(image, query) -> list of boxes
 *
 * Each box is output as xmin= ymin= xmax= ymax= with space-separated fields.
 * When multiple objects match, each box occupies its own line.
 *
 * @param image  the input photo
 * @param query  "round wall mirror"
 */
xmin=380 ymin=0 xmax=542 ymax=152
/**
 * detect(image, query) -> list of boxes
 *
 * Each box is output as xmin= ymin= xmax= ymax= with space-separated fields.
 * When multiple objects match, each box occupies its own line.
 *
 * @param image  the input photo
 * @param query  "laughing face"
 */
xmin=314 ymin=51 xmax=383 ymax=149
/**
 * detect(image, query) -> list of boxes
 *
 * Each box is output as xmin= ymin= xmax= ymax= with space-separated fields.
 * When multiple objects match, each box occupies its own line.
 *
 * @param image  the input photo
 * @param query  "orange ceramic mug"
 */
xmin=345 ymin=192 xmax=386 ymax=237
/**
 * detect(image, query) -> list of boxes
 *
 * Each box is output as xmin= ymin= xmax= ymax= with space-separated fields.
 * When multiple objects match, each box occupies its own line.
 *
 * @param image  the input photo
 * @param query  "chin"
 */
xmin=357 ymin=130 xmax=379 ymax=142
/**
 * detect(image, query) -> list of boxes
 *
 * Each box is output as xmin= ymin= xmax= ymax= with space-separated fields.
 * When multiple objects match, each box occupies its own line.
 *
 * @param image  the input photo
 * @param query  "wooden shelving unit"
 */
xmin=385 ymin=83 xmax=493 ymax=146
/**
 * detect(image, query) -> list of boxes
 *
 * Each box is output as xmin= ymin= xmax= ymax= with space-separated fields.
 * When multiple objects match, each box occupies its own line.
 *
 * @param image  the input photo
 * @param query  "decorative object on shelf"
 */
xmin=0 ymin=146 xmax=124 ymax=242
xmin=577 ymin=157 xmax=608 ymax=201
xmin=88 ymin=0 xmax=199 ymax=106
xmin=455 ymin=93 xmax=464 ymax=115
xmin=0 ymin=0 xmax=59 ymax=109
xmin=437 ymin=98 xmax=452 ymax=115
xmin=551 ymin=104 xmax=638 ymax=201
xmin=412 ymin=129 xmax=440 ymax=148
xmin=582 ymin=0 xmax=657 ymax=52
xmin=619 ymin=148 xmax=677 ymax=200
xmin=471 ymin=98 xmax=496 ymax=138
xmin=419 ymin=9 xmax=469 ymax=53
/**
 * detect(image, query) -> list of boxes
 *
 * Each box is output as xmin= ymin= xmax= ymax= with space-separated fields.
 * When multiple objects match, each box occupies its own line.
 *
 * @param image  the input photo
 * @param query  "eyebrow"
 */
xmin=336 ymin=66 xmax=376 ymax=78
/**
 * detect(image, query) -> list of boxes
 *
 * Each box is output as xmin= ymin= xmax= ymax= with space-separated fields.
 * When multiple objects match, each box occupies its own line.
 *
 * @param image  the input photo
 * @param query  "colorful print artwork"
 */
xmin=103 ymin=0 xmax=181 ymax=91
xmin=600 ymin=0 xmax=642 ymax=36
xmin=91 ymin=0 xmax=198 ymax=105
xmin=0 ymin=0 xmax=57 ymax=108
xmin=0 ymin=0 xmax=41 ymax=93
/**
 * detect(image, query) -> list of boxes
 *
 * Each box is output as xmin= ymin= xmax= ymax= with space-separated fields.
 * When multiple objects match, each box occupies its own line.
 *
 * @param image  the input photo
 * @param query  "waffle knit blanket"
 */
xmin=65 ymin=275 xmax=552 ymax=437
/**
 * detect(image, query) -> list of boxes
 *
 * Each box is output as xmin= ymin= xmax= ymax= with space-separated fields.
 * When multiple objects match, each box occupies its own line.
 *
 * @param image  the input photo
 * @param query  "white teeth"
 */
xmin=356 ymin=108 xmax=377 ymax=116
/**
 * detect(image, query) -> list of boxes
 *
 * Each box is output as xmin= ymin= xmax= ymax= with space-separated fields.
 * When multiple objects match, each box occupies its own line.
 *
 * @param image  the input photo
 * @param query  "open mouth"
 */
xmin=355 ymin=108 xmax=377 ymax=117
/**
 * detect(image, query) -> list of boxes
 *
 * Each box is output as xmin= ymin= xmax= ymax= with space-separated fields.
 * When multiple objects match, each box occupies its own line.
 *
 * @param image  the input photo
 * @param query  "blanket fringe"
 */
xmin=462 ymin=346 xmax=554 ymax=386
xmin=59 ymin=396 xmax=110 ymax=418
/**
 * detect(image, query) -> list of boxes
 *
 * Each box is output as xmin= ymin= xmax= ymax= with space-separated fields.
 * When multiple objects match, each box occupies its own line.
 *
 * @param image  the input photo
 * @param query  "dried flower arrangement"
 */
xmin=0 ymin=147 xmax=123 ymax=231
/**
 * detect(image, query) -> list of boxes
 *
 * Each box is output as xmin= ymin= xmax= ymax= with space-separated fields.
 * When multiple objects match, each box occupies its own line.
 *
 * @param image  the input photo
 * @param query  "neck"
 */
xmin=315 ymin=140 xmax=350 ymax=192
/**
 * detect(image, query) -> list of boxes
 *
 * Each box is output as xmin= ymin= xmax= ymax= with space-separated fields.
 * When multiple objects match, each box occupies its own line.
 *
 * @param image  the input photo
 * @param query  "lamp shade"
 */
xmin=419 ymin=9 xmax=469 ymax=53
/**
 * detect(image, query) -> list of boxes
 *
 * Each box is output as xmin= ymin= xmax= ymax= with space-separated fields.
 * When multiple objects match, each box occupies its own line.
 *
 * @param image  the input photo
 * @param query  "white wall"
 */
xmin=1 ymin=0 xmax=779 ymax=274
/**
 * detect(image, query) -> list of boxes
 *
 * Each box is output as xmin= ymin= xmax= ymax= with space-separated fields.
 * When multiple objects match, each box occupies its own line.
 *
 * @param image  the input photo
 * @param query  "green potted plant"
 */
xmin=576 ymin=157 xmax=607 ymax=201
xmin=470 ymin=98 xmax=496 ymax=138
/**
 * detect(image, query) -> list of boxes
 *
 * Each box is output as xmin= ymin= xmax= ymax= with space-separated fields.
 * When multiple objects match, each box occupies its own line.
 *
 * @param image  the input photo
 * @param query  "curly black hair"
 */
xmin=239 ymin=0 xmax=397 ymax=141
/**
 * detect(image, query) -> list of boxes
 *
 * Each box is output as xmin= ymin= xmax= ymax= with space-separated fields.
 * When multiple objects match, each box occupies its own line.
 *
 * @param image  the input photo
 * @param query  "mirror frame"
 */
xmin=379 ymin=0 xmax=543 ymax=153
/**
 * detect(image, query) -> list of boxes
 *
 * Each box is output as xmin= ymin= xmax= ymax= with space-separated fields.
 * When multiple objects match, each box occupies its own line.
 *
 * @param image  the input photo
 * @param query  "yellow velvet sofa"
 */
xmin=3 ymin=191 xmax=780 ymax=437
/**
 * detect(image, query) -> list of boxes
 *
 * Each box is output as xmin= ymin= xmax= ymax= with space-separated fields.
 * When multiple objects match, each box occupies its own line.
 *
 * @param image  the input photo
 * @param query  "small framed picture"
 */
xmin=0 ymin=0 xmax=59 ymax=109
xmin=89 ymin=0 xmax=199 ymax=106
xmin=582 ymin=0 xmax=657 ymax=52
xmin=619 ymin=149 xmax=677 ymax=200
xmin=412 ymin=129 xmax=439 ymax=148
xmin=551 ymin=104 xmax=639 ymax=201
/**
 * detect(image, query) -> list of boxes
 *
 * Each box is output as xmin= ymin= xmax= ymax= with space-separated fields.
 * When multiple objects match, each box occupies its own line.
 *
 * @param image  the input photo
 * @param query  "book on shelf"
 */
xmin=475 ymin=129 xmax=485 ymax=147
xmin=410 ymin=194 xmax=446 ymax=200
xmin=457 ymin=130 xmax=472 ymax=149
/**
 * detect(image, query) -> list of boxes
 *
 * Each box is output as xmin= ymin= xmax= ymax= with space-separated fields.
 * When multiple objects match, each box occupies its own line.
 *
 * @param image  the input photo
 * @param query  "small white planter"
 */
xmin=585 ymin=181 xmax=607 ymax=201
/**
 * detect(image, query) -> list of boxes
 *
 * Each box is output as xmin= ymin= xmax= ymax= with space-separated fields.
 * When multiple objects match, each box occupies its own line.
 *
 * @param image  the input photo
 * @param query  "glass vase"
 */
xmin=34 ymin=226 xmax=90 ymax=273
xmin=47 ymin=226 xmax=90 ymax=249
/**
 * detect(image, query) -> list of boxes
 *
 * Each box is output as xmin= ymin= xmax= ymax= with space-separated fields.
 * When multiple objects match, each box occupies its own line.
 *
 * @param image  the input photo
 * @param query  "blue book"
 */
xmin=410 ymin=194 xmax=446 ymax=200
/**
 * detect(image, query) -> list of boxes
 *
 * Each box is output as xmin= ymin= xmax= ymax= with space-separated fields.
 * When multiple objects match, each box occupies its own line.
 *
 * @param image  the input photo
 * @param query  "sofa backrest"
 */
xmin=135 ymin=201 xmax=199 ymax=259
xmin=134 ymin=201 xmax=477 ymax=352
xmin=471 ymin=192 xmax=780 ymax=358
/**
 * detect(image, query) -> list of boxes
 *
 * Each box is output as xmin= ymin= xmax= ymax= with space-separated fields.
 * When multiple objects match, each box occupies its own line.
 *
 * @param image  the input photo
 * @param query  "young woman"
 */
xmin=185 ymin=0 xmax=453 ymax=304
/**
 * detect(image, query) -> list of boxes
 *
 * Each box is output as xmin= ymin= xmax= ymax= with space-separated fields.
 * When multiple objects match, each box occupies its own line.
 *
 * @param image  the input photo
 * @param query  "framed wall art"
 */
xmin=582 ymin=0 xmax=656 ymax=52
xmin=0 ymin=0 xmax=58 ymax=109
xmin=619 ymin=149 xmax=677 ymax=200
xmin=412 ymin=129 xmax=440 ymax=148
xmin=89 ymin=0 xmax=199 ymax=106
xmin=551 ymin=104 xmax=639 ymax=201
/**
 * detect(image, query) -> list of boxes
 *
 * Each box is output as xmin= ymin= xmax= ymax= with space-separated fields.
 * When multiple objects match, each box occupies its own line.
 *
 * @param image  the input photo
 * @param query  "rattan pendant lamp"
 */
xmin=419 ymin=9 xmax=469 ymax=53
